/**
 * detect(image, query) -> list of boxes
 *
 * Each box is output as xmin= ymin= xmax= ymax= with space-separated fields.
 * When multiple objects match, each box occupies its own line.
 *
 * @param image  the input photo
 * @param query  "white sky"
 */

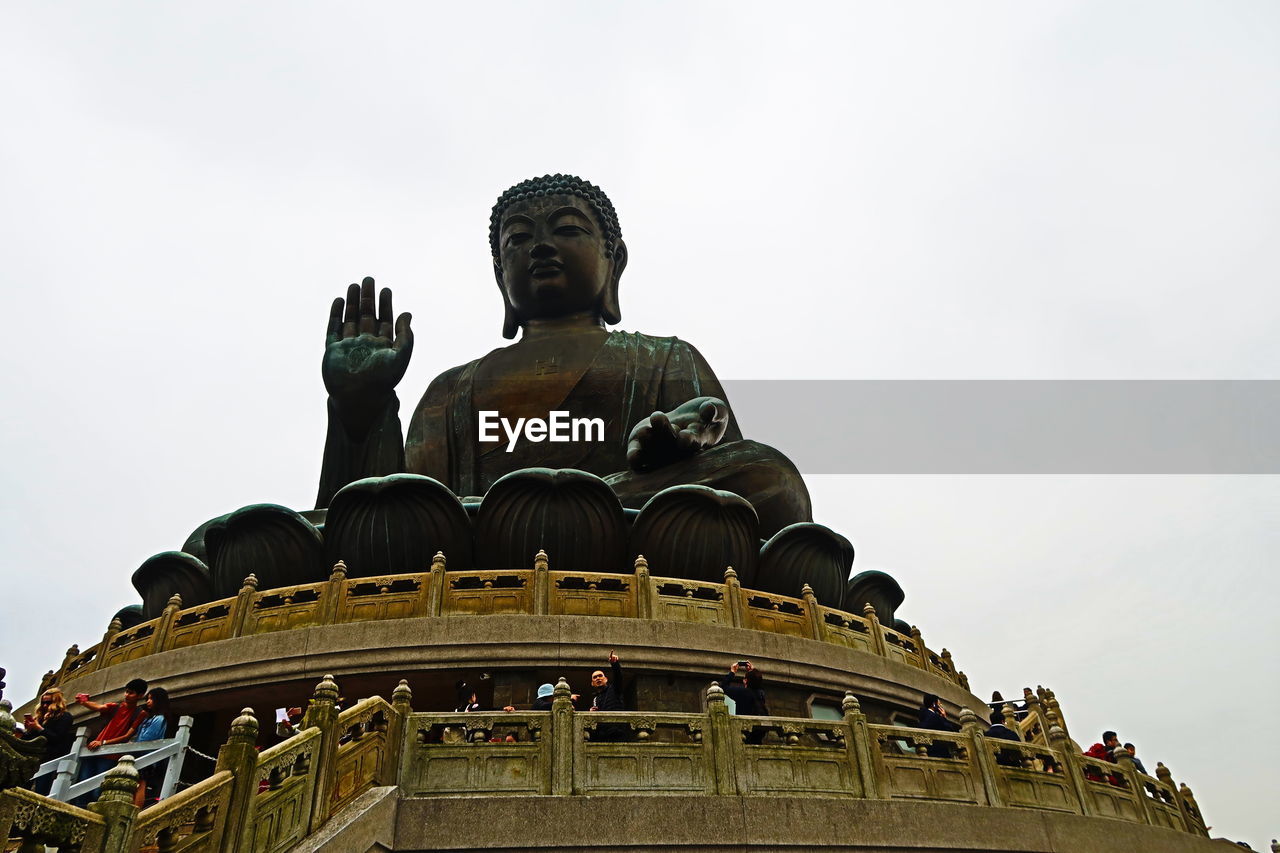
xmin=1 ymin=2 xmax=1276 ymax=847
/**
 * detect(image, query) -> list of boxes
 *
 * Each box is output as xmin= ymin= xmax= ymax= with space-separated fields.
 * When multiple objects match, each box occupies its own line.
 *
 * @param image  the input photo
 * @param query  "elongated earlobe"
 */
xmin=495 ymin=262 xmax=520 ymax=339
xmin=600 ymin=241 xmax=628 ymax=325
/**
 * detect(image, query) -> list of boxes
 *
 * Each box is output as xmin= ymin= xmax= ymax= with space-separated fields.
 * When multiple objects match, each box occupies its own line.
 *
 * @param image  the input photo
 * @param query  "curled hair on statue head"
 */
xmin=490 ymin=174 xmax=626 ymax=337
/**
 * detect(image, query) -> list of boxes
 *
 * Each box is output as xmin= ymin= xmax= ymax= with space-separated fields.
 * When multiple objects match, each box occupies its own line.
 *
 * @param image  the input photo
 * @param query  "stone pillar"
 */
xmin=960 ymin=708 xmax=1004 ymax=807
xmin=228 ymin=575 xmax=259 ymax=638
xmin=706 ymin=683 xmax=739 ymax=795
xmin=909 ymin=626 xmax=930 ymax=671
xmin=841 ymin=692 xmax=877 ymax=799
xmin=1177 ymin=781 xmax=1207 ymax=836
xmin=861 ymin=604 xmax=889 ymax=658
xmin=801 ymin=584 xmax=824 ymax=641
xmin=57 ymin=644 xmax=82 ymax=683
xmin=321 ymin=561 xmax=348 ymax=624
xmin=634 ymin=555 xmax=653 ymax=619
xmin=1112 ymin=745 xmax=1155 ymax=825
xmin=98 ymin=618 xmax=123 ymax=663
xmin=533 ymin=550 xmax=550 ymax=615
xmin=89 ymin=755 xmax=140 ymax=853
xmin=426 ymin=552 xmax=447 ymax=616
xmin=304 ymin=674 xmax=341 ymax=834
xmin=385 ymin=679 xmax=413 ymax=788
xmin=1047 ymin=713 xmax=1090 ymax=816
xmin=214 ymin=708 xmax=260 ymax=853
xmin=723 ymin=568 xmax=743 ymax=628
xmin=550 ymin=678 xmax=574 ymax=796
xmin=151 ymin=594 xmax=184 ymax=654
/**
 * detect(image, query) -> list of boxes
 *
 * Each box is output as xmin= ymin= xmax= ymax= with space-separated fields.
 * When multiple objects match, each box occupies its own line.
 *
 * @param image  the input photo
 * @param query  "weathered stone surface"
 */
xmin=393 ymin=794 xmax=1225 ymax=851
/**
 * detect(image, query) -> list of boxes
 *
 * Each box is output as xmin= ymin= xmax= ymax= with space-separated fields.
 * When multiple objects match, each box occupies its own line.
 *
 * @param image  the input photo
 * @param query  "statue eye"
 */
xmin=505 ymin=232 xmax=531 ymax=247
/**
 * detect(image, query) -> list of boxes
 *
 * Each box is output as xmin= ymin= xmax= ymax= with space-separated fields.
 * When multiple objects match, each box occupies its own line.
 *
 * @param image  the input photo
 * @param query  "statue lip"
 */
xmin=529 ymin=260 xmax=564 ymax=276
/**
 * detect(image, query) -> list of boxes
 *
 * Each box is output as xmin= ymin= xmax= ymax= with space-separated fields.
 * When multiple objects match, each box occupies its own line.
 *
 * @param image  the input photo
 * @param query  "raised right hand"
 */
xmin=323 ymin=277 xmax=414 ymax=407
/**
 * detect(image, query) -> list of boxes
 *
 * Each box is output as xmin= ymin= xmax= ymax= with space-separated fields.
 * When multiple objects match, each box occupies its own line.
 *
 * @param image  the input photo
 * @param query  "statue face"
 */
xmin=496 ymin=194 xmax=617 ymax=324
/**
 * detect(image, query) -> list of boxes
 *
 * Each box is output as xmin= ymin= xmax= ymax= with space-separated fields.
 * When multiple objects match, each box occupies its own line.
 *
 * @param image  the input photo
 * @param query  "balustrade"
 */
xmin=41 ymin=555 xmax=967 ymax=693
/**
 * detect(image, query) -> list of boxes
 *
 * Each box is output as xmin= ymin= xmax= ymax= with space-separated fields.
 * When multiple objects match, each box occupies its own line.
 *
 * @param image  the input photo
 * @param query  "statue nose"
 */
xmin=530 ymin=241 xmax=556 ymax=259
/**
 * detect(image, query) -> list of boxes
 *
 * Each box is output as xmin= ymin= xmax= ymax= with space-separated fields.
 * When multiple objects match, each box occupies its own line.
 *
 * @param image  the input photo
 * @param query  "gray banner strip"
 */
xmin=720 ymin=380 xmax=1280 ymax=474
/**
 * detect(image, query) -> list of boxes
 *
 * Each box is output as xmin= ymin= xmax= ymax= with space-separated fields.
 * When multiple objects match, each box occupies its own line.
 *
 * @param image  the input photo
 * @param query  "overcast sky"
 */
xmin=2 ymin=2 xmax=1276 ymax=847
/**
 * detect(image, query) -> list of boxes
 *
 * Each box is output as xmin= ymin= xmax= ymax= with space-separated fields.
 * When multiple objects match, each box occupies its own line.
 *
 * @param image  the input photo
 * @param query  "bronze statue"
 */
xmin=317 ymin=175 xmax=811 ymax=536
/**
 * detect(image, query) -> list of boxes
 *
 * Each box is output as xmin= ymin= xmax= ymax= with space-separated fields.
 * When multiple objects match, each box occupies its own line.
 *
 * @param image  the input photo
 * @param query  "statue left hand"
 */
xmin=626 ymin=397 xmax=729 ymax=472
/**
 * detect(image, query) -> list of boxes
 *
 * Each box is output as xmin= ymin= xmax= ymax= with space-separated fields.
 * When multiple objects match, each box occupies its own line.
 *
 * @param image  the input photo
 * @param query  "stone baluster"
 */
xmin=550 ymin=678 xmax=574 ymax=796
xmin=841 ymin=692 xmax=878 ymax=799
xmin=37 ymin=670 xmax=57 ymax=696
xmin=57 ymin=644 xmax=82 ymax=683
xmin=1112 ymin=745 xmax=1155 ymax=825
xmin=1155 ymin=762 xmax=1200 ymax=835
xmin=723 ymin=567 xmax=743 ymax=628
xmin=1021 ymin=688 xmax=1044 ymax=742
xmin=909 ymin=626 xmax=930 ymax=671
xmin=322 ymin=561 xmax=348 ymax=624
xmin=1043 ymin=688 xmax=1069 ymax=738
xmin=801 ymin=584 xmax=824 ymax=640
xmin=304 ymin=674 xmax=341 ymax=833
xmin=1177 ymin=781 xmax=1206 ymax=834
xmin=151 ymin=594 xmax=183 ymax=654
xmin=98 ymin=617 xmax=123 ymax=662
xmin=228 ymin=574 xmax=259 ymax=638
xmin=706 ymin=683 xmax=740 ymax=795
xmin=1046 ymin=710 xmax=1090 ymax=816
xmin=960 ymin=707 xmax=1004 ymax=807
xmin=633 ymin=555 xmax=653 ymax=619
xmin=384 ymin=680 xmax=413 ymax=787
xmin=214 ymin=708 xmax=260 ymax=853
xmin=861 ymin=604 xmax=889 ymax=658
xmin=89 ymin=755 xmax=140 ymax=853
xmin=533 ymin=550 xmax=550 ymax=615
xmin=426 ymin=552 xmax=447 ymax=616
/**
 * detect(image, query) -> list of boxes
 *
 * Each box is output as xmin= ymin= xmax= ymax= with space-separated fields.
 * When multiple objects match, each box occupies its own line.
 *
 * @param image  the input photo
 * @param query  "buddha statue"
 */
xmin=317 ymin=174 xmax=811 ymax=536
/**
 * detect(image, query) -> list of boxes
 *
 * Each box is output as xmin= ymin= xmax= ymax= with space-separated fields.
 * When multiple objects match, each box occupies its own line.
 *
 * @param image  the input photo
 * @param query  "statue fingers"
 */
xmin=358 ymin=276 xmax=377 ymax=335
xmin=377 ymin=288 xmax=395 ymax=338
xmin=326 ymin=297 xmax=345 ymax=346
xmin=393 ymin=312 xmax=414 ymax=351
xmin=343 ymin=282 xmax=360 ymax=338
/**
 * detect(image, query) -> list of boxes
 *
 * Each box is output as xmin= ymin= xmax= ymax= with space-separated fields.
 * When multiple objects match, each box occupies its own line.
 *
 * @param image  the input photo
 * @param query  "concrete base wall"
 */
xmin=393 ymin=795 xmax=1229 ymax=852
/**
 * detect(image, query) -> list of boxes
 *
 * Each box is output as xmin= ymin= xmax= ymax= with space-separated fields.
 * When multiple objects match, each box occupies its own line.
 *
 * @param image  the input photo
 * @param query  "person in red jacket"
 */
xmin=1083 ymin=730 xmax=1122 ymax=785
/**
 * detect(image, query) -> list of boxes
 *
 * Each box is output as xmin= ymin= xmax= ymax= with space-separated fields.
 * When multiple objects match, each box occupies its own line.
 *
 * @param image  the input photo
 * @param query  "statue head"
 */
xmin=490 ymin=174 xmax=627 ymax=338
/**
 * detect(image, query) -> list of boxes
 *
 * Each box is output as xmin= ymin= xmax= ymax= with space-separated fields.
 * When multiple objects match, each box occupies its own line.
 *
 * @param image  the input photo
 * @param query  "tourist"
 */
xmin=1083 ymin=730 xmax=1123 ymax=785
xmin=1084 ymin=730 xmax=1119 ymax=763
xmin=22 ymin=687 xmax=74 ymax=795
xmin=275 ymin=706 xmax=304 ymax=740
xmin=72 ymin=677 xmax=148 ymax=803
xmin=984 ymin=707 xmax=1022 ymax=743
xmin=588 ymin=651 xmax=628 ymax=742
xmin=531 ymin=683 xmax=556 ymax=710
xmin=718 ymin=660 xmax=770 ymax=744
xmin=1123 ymin=742 xmax=1148 ymax=775
xmin=917 ymin=693 xmax=960 ymax=758
xmin=132 ymin=687 xmax=172 ymax=807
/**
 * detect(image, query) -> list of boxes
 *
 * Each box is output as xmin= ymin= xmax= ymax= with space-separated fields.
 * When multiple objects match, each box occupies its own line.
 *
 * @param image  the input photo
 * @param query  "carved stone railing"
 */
xmin=401 ymin=683 xmax=1210 ymax=839
xmin=41 ymin=554 xmax=967 ymax=694
xmin=2 ymin=675 xmax=412 ymax=853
